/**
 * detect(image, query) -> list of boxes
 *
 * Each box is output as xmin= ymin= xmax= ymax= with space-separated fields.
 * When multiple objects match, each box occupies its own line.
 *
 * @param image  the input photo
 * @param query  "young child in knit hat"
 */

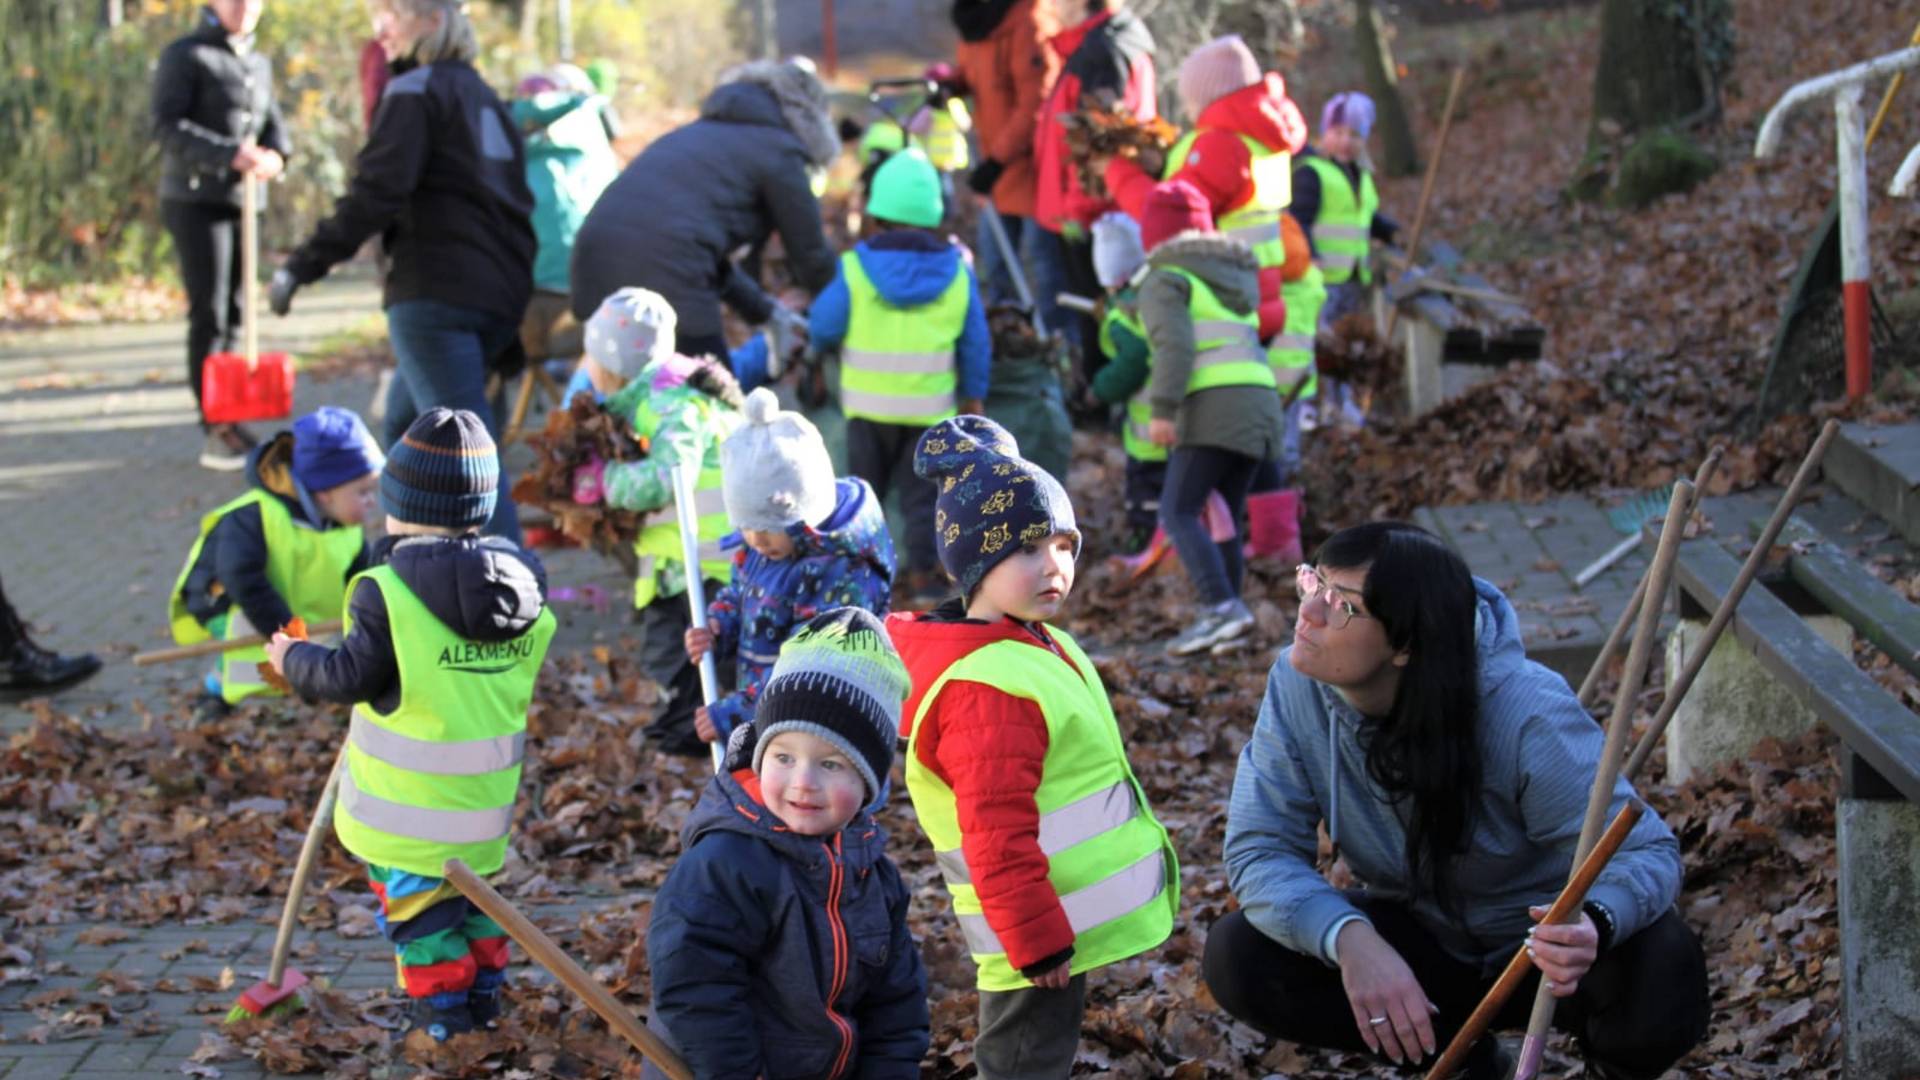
xmin=1082 ymin=210 xmax=1167 ymax=556
xmin=1134 ymin=178 xmax=1285 ymax=656
xmin=569 ymin=286 xmax=747 ymax=757
xmin=889 ymin=415 xmax=1178 ymax=1080
xmin=646 ymin=608 xmax=929 ymax=1079
xmin=681 ymin=387 xmax=897 ymax=747
xmin=169 ymin=405 xmax=383 ymax=717
xmin=264 ymin=407 xmax=556 ymax=1044
xmin=807 ymin=146 xmax=991 ymax=603
xmin=1293 ymin=90 xmax=1399 ymax=328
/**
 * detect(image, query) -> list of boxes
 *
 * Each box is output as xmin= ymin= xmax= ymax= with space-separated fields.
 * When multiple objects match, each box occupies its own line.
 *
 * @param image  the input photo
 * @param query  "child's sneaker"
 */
xmin=468 ymin=970 xmax=505 ymax=1029
xmin=407 ymin=991 xmax=475 ymax=1042
xmin=1167 ymin=599 xmax=1254 ymax=657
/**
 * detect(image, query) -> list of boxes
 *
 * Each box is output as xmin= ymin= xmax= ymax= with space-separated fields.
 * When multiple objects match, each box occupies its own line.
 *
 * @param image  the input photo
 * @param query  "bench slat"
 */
xmin=1767 ymin=516 xmax=1920 ymax=683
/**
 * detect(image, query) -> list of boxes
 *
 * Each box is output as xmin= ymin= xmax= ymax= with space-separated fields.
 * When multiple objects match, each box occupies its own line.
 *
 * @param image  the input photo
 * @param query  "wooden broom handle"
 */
xmin=1423 ymin=801 xmax=1644 ymax=1080
xmin=442 ymin=860 xmax=694 ymax=1080
xmin=132 ymin=620 xmax=343 ymax=666
xmin=266 ymin=744 xmax=346 ymax=985
xmin=242 ymin=170 xmax=259 ymax=368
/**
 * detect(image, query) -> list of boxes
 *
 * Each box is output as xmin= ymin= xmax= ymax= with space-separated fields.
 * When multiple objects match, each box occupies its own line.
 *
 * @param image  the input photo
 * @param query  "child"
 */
xmin=169 ymin=405 xmax=382 ymax=716
xmin=808 ymin=146 xmax=991 ymax=601
xmin=647 ymin=608 xmax=930 ymax=1078
xmin=1084 ymin=211 xmax=1162 ymax=554
xmin=683 ymin=387 xmax=896 ymax=747
xmin=1292 ymin=90 xmax=1399 ymax=327
xmin=265 ymin=407 xmax=556 ymax=1041
xmin=570 ymin=287 xmax=743 ymax=756
xmin=889 ymin=415 xmax=1178 ymax=1080
xmin=1137 ymin=179 xmax=1284 ymax=656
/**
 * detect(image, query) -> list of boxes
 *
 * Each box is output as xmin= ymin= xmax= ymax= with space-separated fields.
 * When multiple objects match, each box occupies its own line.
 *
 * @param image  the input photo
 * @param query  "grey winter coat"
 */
xmin=568 ymin=61 xmax=840 ymax=338
xmin=1224 ymin=578 xmax=1684 ymax=977
xmin=1139 ymin=232 xmax=1284 ymax=462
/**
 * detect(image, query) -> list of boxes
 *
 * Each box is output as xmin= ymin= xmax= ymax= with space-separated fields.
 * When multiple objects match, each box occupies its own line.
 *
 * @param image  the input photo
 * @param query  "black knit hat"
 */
xmin=379 ymin=407 xmax=499 ymax=530
xmin=912 ymin=415 xmax=1079 ymax=598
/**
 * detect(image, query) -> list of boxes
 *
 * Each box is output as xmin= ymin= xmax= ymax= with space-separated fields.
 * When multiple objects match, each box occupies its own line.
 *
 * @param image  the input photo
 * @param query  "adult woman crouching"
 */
xmin=269 ymin=0 xmax=534 ymax=541
xmin=1207 ymin=522 xmax=1709 ymax=1080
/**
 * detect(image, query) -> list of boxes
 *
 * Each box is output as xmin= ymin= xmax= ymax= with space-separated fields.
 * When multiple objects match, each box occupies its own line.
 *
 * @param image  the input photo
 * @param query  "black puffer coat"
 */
xmin=569 ymin=61 xmax=839 ymax=337
xmin=151 ymin=7 xmax=290 ymax=206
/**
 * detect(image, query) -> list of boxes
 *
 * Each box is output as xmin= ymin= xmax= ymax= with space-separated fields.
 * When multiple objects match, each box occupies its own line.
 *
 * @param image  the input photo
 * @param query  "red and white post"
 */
xmin=1836 ymin=84 xmax=1873 ymax=399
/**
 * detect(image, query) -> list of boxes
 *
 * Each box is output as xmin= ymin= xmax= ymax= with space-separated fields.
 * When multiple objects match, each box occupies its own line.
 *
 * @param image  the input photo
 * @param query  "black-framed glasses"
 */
xmin=1295 ymin=564 xmax=1373 ymax=630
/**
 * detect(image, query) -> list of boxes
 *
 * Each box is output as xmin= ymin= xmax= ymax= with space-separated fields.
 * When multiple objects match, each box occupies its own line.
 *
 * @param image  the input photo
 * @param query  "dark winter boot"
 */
xmin=1241 ymin=489 xmax=1304 ymax=565
xmin=468 ymin=969 xmax=506 ymax=1029
xmin=0 ymin=623 xmax=102 ymax=703
xmin=407 ymin=990 xmax=475 ymax=1042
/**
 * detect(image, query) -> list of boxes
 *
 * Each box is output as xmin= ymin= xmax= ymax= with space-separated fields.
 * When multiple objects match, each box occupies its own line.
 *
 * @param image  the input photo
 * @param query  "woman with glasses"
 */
xmin=1205 ymin=521 xmax=1709 ymax=1080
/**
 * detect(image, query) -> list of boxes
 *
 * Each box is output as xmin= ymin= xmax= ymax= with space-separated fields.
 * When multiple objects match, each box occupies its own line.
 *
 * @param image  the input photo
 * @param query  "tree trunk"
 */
xmin=1590 ymin=0 xmax=1720 ymax=136
xmin=1354 ymin=0 xmax=1419 ymax=177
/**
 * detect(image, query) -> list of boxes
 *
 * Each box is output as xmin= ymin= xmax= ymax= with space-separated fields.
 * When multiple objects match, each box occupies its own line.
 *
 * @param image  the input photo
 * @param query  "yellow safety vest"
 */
xmin=1302 ymin=155 xmax=1379 ymax=285
xmin=168 ymin=489 xmax=364 ymax=704
xmin=333 ymin=564 xmax=555 ymax=878
xmin=1099 ymin=304 xmax=1163 ymax=465
xmin=905 ymin=626 xmax=1178 ymax=991
xmin=1165 ymin=130 xmax=1291 ymax=270
xmin=922 ymin=97 xmax=972 ymax=173
xmin=1271 ymin=264 xmax=1325 ymax=398
xmin=1159 ymin=267 xmax=1277 ymax=394
xmin=838 ymin=250 xmax=972 ymax=426
xmin=630 ymin=393 xmax=736 ymax=610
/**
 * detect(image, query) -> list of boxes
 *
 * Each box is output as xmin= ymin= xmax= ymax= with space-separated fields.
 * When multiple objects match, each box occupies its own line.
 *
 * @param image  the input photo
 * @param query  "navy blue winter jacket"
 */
xmin=645 ymin=770 xmax=929 ymax=1079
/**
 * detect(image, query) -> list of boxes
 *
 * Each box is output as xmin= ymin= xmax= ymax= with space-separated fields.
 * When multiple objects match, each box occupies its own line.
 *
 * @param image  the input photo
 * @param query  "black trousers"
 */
xmin=1060 ymin=236 xmax=1103 ymax=388
xmin=845 ymin=418 xmax=938 ymax=574
xmin=1202 ymin=900 xmax=1710 ymax=1080
xmin=0 ymin=571 xmax=20 ymax=654
xmin=636 ymin=583 xmax=733 ymax=744
xmin=161 ymin=199 xmax=244 ymax=425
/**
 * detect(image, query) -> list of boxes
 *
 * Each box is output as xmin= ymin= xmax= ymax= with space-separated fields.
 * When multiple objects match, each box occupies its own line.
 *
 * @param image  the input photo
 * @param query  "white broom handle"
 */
xmin=242 ymin=167 xmax=259 ymax=369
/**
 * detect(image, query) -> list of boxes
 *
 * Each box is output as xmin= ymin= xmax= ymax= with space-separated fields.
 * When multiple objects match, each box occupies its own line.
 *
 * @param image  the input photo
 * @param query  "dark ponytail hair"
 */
xmin=1317 ymin=521 xmax=1482 ymax=914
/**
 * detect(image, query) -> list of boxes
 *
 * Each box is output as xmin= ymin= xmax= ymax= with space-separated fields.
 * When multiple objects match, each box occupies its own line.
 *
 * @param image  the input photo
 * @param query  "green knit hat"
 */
xmin=867 ymin=147 xmax=944 ymax=228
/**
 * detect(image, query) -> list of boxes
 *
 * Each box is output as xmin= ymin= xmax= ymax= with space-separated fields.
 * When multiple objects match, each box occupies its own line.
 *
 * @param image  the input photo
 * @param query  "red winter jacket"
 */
xmin=1105 ymin=73 xmax=1306 ymax=338
xmin=888 ymin=608 xmax=1080 ymax=974
xmin=1031 ymin=8 xmax=1157 ymax=235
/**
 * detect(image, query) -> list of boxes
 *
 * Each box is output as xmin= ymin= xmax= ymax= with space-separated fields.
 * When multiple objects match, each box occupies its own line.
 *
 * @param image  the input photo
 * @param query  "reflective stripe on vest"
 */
xmin=1302 ymin=156 xmax=1378 ymax=284
xmin=629 ymin=392 xmax=736 ymax=609
xmin=923 ymin=98 xmax=971 ymax=172
xmin=904 ymin=627 xmax=1178 ymax=991
xmin=839 ymin=250 xmax=971 ymax=425
xmin=167 ymin=488 xmax=365 ymax=704
xmin=1167 ymin=268 xmax=1277 ymax=394
xmin=332 ymin=565 xmax=555 ymax=878
xmin=1100 ymin=305 xmax=1165 ymax=465
xmin=1164 ymin=131 xmax=1292 ymax=269
xmin=1270 ymin=264 xmax=1325 ymax=398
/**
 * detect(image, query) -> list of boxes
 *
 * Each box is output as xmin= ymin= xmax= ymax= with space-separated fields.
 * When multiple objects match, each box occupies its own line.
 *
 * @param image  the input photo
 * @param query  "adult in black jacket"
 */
xmin=269 ymin=0 xmax=535 ymax=542
xmin=151 ymin=0 xmax=291 ymax=472
xmin=569 ymin=60 xmax=839 ymax=361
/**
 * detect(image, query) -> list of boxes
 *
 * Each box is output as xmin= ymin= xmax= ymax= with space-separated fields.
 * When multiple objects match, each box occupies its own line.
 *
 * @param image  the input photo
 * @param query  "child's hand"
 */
xmin=694 ymin=707 xmax=719 ymax=743
xmin=1030 ymin=960 xmax=1072 ymax=989
xmin=571 ymin=457 xmax=607 ymax=504
xmin=684 ymin=626 xmax=714 ymax=662
xmin=1148 ymin=418 xmax=1176 ymax=447
xmin=264 ymin=631 xmax=297 ymax=675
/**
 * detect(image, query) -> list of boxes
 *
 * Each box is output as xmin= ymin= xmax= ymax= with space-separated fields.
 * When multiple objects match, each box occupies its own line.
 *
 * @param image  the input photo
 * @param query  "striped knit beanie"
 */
xmin=379 ymin=407 xmax=498 ymax=530
xmin=914 ymin=415 xmax=1078 ymax=599
xmin=737 ymin=608 xmax=910 ymax=806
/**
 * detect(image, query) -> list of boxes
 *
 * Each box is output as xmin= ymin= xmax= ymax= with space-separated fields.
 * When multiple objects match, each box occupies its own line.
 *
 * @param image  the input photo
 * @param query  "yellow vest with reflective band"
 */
xmin=1160 ymin=266 xmax=1277 ymax=394
xmin=922 ymin=97 xmax=972 ymax=173
xmin=1270 ymin=264 xmax=1325 ymax=398
xmin=629 ymin=393 xmax=736 ymax=610
xmin=905 ymin=626 xmax=1178 ymax=991
xmin=333 ymin=564 xmax=555 ymax=878
xmin=1164 ymin=131 xmax=1291 ymax=269
xmin=839 ymin=250 xmax=971 ymax=426
xmin=1099 ymin=304 xmax=1164 ymax=465
xmin=167 ymin=489 xmax=364 ymax=705
xmin=1302 ymin=155 xmax=1379 ymax=285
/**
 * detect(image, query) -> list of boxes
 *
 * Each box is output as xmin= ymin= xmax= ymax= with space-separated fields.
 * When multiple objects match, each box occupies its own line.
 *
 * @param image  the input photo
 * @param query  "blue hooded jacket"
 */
xmin=1224 ymin=577 xmax=1683 ymax=975
xmin=807 ymin=231 xmax=992 ymax=404
xmin=704 ymin=478 xmax=896 ymax=735
xmin=645 ymin=769 xmax=929 ymax=1080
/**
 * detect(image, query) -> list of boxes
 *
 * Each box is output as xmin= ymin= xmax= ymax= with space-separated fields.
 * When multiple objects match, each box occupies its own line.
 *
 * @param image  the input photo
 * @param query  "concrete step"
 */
xmin=1825 ymin=421 xmax=1920 ymax=546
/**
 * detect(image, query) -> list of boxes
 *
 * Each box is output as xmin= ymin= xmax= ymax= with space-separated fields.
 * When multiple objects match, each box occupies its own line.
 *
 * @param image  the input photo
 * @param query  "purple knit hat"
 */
xmin=1321 ymin=91 xmax=1376 ymax=139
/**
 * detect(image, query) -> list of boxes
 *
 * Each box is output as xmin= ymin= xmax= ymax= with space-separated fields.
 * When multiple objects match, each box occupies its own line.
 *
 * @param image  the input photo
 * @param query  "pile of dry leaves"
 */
xmin=510 ymin=396 xmax=650 ymax=567
xmin=1060 ymin=93 xmax=1180 ymax=200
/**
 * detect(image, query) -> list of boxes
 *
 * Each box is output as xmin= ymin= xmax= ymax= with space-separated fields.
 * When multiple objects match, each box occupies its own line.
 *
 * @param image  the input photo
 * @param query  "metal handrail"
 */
xmin=1755 ymin=46 xmax=1920 ymax=158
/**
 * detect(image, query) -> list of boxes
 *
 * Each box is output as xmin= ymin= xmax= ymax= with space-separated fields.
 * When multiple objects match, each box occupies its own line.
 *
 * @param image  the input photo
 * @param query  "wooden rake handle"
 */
xmin=133 ymin=620 xmax=344 ymax=666
xmin=442 ymin=860 xmax=693 ymax=1080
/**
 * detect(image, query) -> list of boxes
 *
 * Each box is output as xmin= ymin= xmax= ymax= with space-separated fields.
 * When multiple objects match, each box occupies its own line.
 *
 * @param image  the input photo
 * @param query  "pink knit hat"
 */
xmin=1140 ymin=179 xmax=1214 ymax=251
xmin=1177 ymin=35 xmax=1262 ymax=119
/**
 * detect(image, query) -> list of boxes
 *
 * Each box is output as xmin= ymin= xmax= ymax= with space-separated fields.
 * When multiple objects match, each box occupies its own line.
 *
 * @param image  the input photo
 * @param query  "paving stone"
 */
xmin=73 ymin=1036 xmax=165 ymax=1072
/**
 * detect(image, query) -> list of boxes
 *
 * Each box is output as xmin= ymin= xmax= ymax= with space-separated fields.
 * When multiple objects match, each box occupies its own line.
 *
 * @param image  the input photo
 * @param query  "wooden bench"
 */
xmin=1378 ymin=240 xmax=1545 ymax=414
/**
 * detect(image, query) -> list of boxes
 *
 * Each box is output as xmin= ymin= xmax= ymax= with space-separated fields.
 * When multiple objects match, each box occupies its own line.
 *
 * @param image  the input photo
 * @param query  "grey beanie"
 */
xmin=1092 ymin=211 xmax=1146 ymax=289
xmin=584 ymin=287 xmax=676 ymax=381
xmin=721 ymin=387 xmax=838 ymax=531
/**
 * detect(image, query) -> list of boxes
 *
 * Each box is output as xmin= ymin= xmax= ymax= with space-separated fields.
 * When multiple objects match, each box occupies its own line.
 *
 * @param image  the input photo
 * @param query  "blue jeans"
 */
xmin=383 ymin=299 xmax=523 ymax=543
xmin=1160 ymin=445 xmax=1258 ymax=607
xmin=975 ymin=210 xmax=1073 ymax=349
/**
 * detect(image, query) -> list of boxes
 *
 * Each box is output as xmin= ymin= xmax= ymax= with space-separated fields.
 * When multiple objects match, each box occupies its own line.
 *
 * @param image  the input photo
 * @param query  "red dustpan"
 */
xmin=202 ymin=176 xmax=294 ymax=425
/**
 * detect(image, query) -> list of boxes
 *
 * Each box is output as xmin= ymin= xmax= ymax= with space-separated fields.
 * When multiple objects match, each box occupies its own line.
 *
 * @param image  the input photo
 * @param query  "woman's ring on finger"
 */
xmin=1369 ymin=1016 xmax=1389 ymax=1025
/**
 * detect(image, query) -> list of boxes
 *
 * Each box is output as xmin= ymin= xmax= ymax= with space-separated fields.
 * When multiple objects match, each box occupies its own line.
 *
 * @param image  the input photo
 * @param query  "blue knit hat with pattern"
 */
xmin=913 ymin=415 xmax=1079 ymax=599
xmin=726 ymin=607 xmax=910 ymax=808
xmin=291 ymin=406 xmax=383 ymax=494
xmin=379 ymin=407 xmax=498 ymax=530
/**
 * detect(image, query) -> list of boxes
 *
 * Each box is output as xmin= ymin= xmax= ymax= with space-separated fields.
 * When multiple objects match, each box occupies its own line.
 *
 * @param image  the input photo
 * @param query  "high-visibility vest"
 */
xmin=905 ymin=626 xmax=1178 ymax=991
xmin=1165 ymin=131 xmax=1291 ymax=270
xmin=1271 ymin=264 xmax=1325 ymax=399
xmin=333 ymin=565 xmax=555 ymax=878
xmin=922 ymin=97 xmax=972 ymax=173
xmin=1301 ymin=155 xmax=1379 ymax=285
xmin=168 ymin=489 xmax=364 ymax=705
xmin=838 ymin=250 xmax=971 ymax=426
xmin=1099 ymin=304 xmax=1164 ymax=465
xmin=629 ymin=392 xmax=736 ymax=610
xmin=1159 ymin=266 xmax=1277 ymax=394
